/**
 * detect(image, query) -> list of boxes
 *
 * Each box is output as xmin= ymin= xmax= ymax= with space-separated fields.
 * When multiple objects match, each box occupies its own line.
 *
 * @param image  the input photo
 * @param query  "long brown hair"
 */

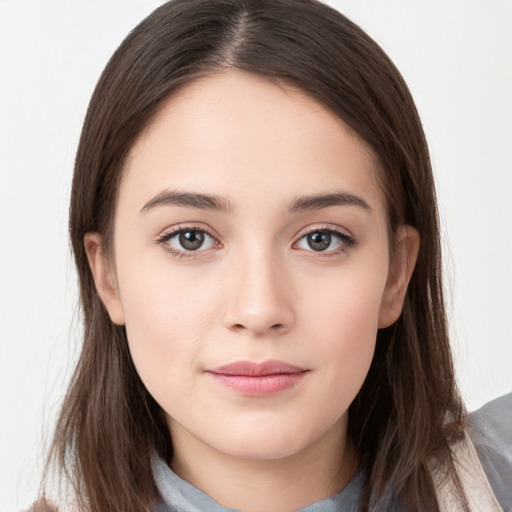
xmin=38 ymin=1 xmax=466 ymax=510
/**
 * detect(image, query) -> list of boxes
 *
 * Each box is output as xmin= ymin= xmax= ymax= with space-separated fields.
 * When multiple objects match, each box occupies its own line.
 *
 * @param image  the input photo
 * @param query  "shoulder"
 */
xmin=468 ymin=393 xmax=512 ymax=511
xmin=469 ymin=393 xmax=512 ymax=438
xmin=25 ymin=499 xmax=58 ymax=512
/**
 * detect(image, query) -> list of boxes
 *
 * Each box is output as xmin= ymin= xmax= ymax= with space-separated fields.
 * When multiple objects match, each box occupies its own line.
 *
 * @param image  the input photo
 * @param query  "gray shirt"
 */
xmin=152 ymin=393 xmax=512 ymax=512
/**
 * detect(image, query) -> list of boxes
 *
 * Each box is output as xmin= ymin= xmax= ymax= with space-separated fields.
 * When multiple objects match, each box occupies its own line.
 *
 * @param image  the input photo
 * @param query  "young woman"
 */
xmin=32 ymin=0 xmax=511 ymax=511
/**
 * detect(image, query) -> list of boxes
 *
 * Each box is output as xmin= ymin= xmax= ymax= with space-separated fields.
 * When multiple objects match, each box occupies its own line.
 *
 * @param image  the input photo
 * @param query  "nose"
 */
xmin=221 ymin=250 xmax=295 ymax=337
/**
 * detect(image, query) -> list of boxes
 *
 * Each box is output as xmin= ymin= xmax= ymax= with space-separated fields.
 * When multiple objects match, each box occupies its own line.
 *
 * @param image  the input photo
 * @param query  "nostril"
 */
xmin=229 ymin=322 xmax=288 ymax=335
xmin=222 ymin=294 xmax=295 ymax=336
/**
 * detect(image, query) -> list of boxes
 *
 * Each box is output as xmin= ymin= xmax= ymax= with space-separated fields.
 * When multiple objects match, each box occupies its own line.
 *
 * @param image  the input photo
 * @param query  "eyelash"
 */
xmin=155 ymin=225 xmax=221 ymax=260
xmin=293 ymin=225 xmax=356 ymax=257
xmin=155 ymin=224 xmax=356 ymax=259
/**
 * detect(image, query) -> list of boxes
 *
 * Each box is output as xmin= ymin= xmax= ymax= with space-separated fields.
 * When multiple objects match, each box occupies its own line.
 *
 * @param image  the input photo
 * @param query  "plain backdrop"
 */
xmin=1 ymin=1 xmax=511 ymax=510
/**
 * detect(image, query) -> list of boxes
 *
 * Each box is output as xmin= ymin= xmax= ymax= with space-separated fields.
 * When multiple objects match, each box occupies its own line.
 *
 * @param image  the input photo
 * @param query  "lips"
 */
xmin=205 ymin=360 xmax=308 ymax=396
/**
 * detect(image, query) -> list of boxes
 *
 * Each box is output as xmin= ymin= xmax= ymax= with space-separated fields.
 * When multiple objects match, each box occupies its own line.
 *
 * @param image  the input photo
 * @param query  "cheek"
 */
xmin=114 ymin=254 xmax=219 ymax=399
xmin=305 ymin=255 xmax=387 ymax=341
xmin=303 ymin=263 xmax=387 ymax=409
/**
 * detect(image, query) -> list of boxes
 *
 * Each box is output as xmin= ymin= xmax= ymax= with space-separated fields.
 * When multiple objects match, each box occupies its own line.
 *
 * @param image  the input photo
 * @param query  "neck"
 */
xmin=169 ymin=419 xmax=358 ymax=512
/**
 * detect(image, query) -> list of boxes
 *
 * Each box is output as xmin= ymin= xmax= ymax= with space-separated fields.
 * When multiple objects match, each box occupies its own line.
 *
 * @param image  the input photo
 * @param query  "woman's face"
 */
xmin=88 ymin=71 xmax=414 ymax=463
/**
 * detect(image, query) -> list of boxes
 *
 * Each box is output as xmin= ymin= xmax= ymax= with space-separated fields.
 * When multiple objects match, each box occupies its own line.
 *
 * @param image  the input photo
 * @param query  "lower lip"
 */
xmin=207 ymin=372 xmax=307 ymax=396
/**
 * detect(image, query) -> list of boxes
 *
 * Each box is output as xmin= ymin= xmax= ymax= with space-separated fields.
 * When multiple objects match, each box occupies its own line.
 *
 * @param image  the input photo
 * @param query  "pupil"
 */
xmin=308 ymin=232 xmax=331 ymax=251
xmin=179 ymin=230 xmax=204 ymax=250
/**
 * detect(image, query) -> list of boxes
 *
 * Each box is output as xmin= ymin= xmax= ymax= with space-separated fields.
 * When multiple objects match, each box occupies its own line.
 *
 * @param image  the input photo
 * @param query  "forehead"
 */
xmin=120 ymin=70 xmax=384 ymax=215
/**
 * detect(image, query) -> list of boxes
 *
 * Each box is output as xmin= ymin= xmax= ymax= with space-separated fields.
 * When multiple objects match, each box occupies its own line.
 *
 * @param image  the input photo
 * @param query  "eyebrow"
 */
xmin=140 ymin=189 xmax=371 ymax=215
xmin=140 ymin=190 xmax=233 ymax=214
xmin=288 ymin=192 xmax=371 ymax=213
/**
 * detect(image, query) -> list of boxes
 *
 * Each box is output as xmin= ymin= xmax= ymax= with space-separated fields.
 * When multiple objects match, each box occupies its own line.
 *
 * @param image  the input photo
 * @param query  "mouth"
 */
xmin=205 ymin=360 xmax=309 ymax=396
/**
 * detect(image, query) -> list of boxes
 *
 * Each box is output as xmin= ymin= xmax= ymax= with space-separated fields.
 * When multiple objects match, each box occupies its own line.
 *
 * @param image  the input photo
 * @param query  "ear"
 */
xmin=378 ymin=225 xmax=420 ymax=328
xmin=83 ymin=233 xmax=125 ymax=325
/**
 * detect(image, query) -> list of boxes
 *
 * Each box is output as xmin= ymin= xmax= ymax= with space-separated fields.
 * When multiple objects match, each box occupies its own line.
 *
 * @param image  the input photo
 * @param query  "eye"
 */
xmin=158 ymin=227 xmax=218 ymax=254
xmin=295 ymin=228 xmax=355 ymax=253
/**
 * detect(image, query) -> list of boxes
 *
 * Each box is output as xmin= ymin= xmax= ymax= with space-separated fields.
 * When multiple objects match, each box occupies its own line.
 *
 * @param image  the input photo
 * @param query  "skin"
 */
xmin=85 ymin=71 xmax=419 ymax=512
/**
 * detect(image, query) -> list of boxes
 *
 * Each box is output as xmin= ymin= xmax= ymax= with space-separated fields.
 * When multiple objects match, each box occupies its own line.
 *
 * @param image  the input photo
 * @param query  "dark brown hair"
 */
xmin=38 ymin=1 xmax=466 ymax=510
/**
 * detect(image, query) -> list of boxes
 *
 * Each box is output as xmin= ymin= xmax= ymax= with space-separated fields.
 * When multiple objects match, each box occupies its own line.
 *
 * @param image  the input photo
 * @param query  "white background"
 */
xmin=1 ymin=1 xmax=511 ymax=510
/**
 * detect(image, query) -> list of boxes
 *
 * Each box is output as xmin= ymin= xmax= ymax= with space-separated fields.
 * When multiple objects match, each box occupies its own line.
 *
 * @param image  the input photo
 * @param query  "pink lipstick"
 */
xmin=205 ymin=360 xmax=308 ymax=396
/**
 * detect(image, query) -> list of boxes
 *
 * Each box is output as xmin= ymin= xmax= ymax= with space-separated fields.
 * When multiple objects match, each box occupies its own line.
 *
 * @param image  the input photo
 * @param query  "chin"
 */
xmin=208 ymin=422 xmax=319 ymax=461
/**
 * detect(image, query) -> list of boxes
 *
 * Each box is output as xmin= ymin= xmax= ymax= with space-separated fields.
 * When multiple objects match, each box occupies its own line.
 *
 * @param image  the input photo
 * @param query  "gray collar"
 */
xmin=151 ymin=454 xmax=364 ymax=512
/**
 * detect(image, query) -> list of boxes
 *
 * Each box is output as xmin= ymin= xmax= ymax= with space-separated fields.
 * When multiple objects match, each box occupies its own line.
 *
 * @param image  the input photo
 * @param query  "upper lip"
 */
xmin=206 ymin=360 xmax=307 ymax=376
